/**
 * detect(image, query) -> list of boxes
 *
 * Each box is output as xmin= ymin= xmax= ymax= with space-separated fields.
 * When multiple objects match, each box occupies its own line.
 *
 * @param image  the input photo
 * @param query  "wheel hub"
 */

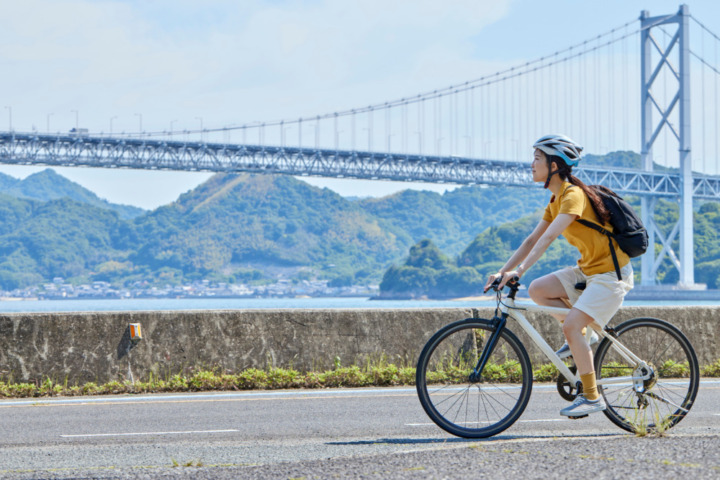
xmin=633 ymin=363 xmax=656 ymax=393
xmin=643 ymin=363 xmax=657 ymax=390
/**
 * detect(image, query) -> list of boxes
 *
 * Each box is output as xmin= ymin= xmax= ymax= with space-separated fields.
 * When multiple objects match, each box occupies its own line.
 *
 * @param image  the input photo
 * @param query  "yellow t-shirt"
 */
xmin=542 ymin=181 xmax=630 ymax=276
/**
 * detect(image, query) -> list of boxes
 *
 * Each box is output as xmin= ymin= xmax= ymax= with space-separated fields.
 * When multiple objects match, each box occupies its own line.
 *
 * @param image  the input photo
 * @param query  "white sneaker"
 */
xmin=560 ymin=395 xmax=606 ymax=417
xmin=555 ymin=330 xmax=599 ymax=359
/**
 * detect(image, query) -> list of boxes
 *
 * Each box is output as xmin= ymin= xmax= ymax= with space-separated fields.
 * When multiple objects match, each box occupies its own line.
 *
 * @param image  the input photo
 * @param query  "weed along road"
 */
xmin=0 ymin=382 xmax=719 ymax=479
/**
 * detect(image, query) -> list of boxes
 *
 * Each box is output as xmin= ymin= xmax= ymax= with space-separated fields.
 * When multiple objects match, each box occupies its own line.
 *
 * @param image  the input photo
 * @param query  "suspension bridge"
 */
xmin=1 ymin=5 xmax=719 ymax=288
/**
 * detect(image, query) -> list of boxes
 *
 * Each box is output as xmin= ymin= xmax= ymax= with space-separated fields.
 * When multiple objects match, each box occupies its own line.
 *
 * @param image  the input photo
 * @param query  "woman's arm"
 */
xmin=499 ymin=219 xmax=550 ymax=273
xmin=496 ymin=213 xmax=577 ymax=288
xmin=483 ymin=218 xmax=550 ymax=292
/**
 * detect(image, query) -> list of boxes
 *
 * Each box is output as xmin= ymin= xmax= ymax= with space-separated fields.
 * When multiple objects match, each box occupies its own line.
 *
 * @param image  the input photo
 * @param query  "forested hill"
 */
xmin=0 ymin=151 xmax=714 ymax=294
xmin=125 ymin=173 xmax=407 ymax=286
xmin=358 ymin=185 xmax=546 ymax=255
xmin=0 ymin=168 xmax=551 ymax=290
xmin=379 ymin=198 xmax=720 ymax=299
xmin=0 ymin=169 xmax=144 ymax=219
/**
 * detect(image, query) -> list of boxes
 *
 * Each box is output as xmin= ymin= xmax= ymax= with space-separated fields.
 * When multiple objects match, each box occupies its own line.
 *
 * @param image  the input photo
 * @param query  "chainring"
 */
xmin=556 ymin=365 xmax=582 ymax=401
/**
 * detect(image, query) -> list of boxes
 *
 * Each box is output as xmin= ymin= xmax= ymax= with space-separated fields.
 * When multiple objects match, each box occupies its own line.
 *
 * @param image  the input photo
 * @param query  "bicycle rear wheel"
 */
xmin=594 ymin=317 xmax=699 ymax=433
xmin=416 ymin=319 xmax=532 ymax=438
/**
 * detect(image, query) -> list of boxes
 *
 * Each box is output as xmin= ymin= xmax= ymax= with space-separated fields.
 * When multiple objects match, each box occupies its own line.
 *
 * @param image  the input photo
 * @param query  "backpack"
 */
xmin=575 ymin=185 xmax=648 ymax=281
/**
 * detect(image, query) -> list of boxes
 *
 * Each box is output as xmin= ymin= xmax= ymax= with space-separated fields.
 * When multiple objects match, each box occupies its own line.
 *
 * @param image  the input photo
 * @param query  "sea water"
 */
xmin=0 ymin=296 xmax=715 ymax=313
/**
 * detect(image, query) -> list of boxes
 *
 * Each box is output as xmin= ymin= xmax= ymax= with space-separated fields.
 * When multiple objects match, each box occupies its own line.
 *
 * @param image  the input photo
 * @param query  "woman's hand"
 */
xmin=484 ymin=269 xmax=523 ymax=293
xmin=498 ymin=270 xmax=521 ymax=289
xmin=483 ymin=272 xmax=504 ymax=293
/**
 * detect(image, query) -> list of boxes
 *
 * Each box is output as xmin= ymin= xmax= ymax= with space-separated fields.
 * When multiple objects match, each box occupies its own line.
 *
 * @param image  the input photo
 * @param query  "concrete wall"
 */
xmin=0 ymin=306 xmax=716 ymax=384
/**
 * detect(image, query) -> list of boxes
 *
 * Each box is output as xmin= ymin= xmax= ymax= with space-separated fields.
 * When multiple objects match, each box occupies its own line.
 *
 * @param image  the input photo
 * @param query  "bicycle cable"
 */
xmin=499 ymin=296 xmax=528 ymax=311
xmin=493 ymin=285 xmax=528 ymax=312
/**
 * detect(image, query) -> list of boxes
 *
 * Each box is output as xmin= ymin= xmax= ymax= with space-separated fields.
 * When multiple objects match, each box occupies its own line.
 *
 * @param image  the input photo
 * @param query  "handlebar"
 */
xmin=484 ymin=275 xmax=521 ymax=293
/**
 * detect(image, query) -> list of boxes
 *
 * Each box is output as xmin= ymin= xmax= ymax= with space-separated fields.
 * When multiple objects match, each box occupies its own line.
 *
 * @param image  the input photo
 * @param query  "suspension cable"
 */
xmin=115 ymin=17 xmax=645 ymax=138
xmin=691 ymin=15 xmax=720 ymax=44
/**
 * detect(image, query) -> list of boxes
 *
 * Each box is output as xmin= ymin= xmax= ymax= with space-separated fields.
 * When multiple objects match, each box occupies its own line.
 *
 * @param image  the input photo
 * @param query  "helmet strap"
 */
xmin=543 ymin=159 xmax=561 ymax=189
xmin=543 ymin=169 xmax=560 ymax=189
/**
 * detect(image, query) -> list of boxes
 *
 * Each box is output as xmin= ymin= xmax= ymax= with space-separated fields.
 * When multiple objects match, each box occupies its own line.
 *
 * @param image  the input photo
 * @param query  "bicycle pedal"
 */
xmin=568 ymin=414 xmax=589 ymax=420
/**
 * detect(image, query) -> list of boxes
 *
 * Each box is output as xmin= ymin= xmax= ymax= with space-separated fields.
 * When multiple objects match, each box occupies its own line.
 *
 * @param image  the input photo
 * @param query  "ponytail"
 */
xmin=546 ymin=155 xmax=610 ymax=225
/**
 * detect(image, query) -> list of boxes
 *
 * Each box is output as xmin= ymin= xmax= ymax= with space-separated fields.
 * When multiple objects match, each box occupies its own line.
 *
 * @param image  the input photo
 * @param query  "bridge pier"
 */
xmin=639 ymin=5 xmax=698 ymax=288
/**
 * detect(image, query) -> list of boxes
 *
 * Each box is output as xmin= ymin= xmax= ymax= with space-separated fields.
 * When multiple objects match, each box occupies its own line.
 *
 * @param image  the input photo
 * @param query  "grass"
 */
xmin=627 ymin=406 xmax=675 ymax=438
xmin=701 ymin=358 xmax=720 ymax=376
xmin=0 ymin=357 xmax=717 ymax=399
xmin=171 ymin=458 xmax=204 ymax=468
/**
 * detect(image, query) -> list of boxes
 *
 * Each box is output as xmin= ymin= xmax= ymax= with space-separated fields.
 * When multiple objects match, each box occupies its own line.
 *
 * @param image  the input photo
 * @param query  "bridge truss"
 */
xmin=1 ymin=132 xmax=719 ymax=200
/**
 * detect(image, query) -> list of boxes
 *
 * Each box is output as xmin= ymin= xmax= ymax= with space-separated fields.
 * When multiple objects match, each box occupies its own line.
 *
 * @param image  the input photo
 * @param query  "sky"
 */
xmin=1 ymin=0 xmax=720 ymax=209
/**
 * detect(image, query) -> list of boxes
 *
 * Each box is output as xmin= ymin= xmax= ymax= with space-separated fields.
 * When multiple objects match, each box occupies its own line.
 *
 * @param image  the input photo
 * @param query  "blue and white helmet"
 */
xmin=533 ymin=134 xmax=583 ymax=167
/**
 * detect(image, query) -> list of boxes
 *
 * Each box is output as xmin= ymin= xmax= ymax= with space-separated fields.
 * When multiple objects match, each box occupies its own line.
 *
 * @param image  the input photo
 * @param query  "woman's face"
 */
xmin=532 ymin=149 xmax=549 ymax=183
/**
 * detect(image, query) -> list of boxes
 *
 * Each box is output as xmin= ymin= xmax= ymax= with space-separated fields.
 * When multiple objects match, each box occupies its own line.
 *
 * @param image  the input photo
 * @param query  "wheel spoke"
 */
xmin=648 ymin=386 xmax=690 ymax=412
xmin=595 ymin=318 xmax=698 ymax=433
xmin=417 ymin=321 xmax=532 ymax=438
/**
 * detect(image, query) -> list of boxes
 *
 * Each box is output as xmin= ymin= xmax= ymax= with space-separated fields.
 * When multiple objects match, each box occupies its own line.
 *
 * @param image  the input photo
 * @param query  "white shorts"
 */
xmin=552 ymin=263 xmax=634 ymax=326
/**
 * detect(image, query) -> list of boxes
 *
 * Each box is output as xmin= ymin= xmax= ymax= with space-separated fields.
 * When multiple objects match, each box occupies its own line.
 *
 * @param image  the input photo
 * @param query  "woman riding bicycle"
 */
xmin=483 ymin=134 xmax=634 ymax=418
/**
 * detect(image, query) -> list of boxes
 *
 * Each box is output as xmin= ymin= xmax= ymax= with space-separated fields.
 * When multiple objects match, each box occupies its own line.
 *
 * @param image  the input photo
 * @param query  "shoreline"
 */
xmin=5 ymin=288 xmax=720 ymax=304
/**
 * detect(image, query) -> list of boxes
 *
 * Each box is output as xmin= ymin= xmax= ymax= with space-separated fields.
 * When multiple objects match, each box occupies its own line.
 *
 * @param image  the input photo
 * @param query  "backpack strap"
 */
xmin=563 ymin=184 xmax=623 ymax=281
xmin=576 ymin=219 xmax=622 ymax=281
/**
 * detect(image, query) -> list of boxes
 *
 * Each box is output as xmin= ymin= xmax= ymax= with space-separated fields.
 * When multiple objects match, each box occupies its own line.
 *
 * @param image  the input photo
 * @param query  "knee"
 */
xmin=527 ymin=280 xmax=541 ymax=302
xmin=562 ymin=317 xmax=583 ymax=338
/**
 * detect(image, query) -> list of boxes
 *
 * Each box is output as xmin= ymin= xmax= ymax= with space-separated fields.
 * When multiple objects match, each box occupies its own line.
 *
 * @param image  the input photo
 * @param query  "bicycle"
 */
xmin=416 ymin=277 xmax=699 ymax=438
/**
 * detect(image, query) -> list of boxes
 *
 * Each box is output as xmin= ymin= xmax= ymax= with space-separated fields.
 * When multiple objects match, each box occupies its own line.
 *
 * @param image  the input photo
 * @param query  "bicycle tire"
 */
xmin=416 ymin=318 xmax=533 ymax=438
xmin=594 ymin=317 xmax=699 ymax=434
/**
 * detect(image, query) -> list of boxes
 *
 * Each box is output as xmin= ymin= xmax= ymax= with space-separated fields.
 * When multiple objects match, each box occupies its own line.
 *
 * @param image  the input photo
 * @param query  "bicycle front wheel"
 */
xmin=595 ymin=317 xmax=699 ymax=433
xmin=416 ymin=319 xmax=532 ymax=438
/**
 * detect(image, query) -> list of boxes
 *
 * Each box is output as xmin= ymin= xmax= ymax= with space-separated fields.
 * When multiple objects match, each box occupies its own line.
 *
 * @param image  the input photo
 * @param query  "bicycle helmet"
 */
xmin=533 ymin=134 xmax=583 ymax=167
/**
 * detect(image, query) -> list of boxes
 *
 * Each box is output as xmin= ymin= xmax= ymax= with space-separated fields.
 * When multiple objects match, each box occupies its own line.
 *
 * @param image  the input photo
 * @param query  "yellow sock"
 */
xmin=580 ymin=372 xmax=599 ymax=401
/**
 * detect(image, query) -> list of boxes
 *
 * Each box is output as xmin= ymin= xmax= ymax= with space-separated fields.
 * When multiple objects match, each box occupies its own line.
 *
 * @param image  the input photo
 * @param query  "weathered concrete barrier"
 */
xmin=0 ymin=306 xmax=716 ymax=384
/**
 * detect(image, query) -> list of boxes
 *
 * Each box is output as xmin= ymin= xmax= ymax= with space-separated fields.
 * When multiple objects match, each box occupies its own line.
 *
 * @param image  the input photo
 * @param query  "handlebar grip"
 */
xmin=485 ymin=275 xmax=521 ymax=293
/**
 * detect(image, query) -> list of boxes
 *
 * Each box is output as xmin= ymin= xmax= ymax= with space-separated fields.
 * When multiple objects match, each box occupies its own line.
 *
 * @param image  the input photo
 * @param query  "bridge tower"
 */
xmin=639 ymin=4 xmax=696 ymax=287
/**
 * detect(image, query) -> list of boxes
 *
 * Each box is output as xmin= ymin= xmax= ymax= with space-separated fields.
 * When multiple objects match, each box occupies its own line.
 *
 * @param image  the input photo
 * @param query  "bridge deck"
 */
xmin=1 ymin=132 xmax=719 ymax=199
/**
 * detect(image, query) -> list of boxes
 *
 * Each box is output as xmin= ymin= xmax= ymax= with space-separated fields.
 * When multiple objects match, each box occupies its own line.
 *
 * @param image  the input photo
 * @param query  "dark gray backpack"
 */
xmin=576 ymin=185 xmax=648 ymax=281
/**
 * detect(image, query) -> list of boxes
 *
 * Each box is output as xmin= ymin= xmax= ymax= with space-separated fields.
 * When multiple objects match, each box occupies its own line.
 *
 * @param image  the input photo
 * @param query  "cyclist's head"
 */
xmin=533 ymin=134 xmax=583 ymax=166
xmin=533 ymin=135 xmax=583 ymax=188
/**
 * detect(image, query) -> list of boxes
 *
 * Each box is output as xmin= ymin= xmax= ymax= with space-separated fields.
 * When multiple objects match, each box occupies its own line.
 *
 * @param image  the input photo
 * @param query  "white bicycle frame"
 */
xmin=499 ymin=296 xmax=652 ymax=388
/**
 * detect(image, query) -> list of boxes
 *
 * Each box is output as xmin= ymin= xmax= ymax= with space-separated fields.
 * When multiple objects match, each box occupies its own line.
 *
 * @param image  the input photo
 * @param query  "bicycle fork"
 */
xmin=468 ymin=314 xmax=508 ymax=383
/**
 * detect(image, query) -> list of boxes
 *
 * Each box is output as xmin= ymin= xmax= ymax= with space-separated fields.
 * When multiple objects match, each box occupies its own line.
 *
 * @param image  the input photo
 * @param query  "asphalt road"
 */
xmin=0 ymin=380 xmax=718 ymax=479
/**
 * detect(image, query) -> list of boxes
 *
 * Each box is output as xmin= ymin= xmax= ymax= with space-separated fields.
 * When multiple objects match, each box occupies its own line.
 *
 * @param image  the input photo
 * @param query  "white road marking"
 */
xmin=60 ymin=429 xmax=239 ymax=438
xmin=0 ymin=390 xmax=416 ymax=407
xmin=0 ymin=384 xmax=570 ymax=408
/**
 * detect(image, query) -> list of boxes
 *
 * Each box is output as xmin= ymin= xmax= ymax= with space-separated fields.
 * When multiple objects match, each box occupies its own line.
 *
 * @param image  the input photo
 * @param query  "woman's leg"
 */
xmin=528 ymin=273 xmax=570 ymax=322
xmin=563 ymin=308 xmax=599 ymax=400
xmin=562 ymin=308 xmax=595 ymax=374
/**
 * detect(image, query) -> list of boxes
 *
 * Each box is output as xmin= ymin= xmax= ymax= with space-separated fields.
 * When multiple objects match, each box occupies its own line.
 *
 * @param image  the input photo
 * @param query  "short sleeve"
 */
xmin=558 ymin=186 xmax=584 ymax=217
